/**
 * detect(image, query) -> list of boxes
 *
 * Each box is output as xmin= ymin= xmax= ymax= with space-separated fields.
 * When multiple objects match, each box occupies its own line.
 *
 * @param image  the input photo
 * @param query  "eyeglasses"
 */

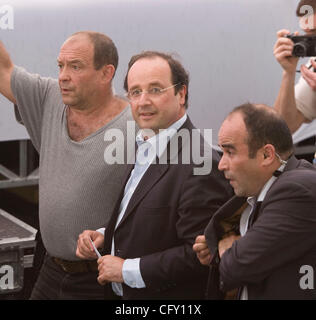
xmin=126 ymin=83 xmax=181 ymax=101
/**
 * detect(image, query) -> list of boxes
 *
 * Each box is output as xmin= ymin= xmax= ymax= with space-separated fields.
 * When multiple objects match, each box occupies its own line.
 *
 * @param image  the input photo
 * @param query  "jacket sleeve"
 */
xmin=219 ymin=176 xmax=316 ymax=291
xmin=140 ymin=158 xmax=232 ymax=291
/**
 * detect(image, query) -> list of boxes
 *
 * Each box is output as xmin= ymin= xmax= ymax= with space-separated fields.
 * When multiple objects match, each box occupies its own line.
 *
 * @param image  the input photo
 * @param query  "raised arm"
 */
xmin=273 ymin=29 xmax=306 ymax=133
xmin=0 ymin=40 xmax=16 ymax=104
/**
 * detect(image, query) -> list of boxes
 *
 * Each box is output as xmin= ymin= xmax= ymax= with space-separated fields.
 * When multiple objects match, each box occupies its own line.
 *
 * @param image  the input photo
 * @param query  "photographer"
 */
xmin=274 ymin=0 xmax=316 ymax=133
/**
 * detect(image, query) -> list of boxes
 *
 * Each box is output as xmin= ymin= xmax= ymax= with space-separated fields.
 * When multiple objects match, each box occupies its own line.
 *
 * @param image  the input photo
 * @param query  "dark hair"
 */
xmin=230 ymin=103 xmax=293 ymax=158
xmin=71 ymin=31 xmax=119 ymax=74
xmin=296 ymin=0 xmax=316 ymax=16
xmin=123 ymin=51 xmax=189 ymax=109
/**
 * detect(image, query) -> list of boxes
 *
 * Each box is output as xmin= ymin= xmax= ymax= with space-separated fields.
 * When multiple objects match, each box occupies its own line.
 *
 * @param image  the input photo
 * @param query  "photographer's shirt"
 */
xmin=295 ymin=59 xmax=316 ymax=121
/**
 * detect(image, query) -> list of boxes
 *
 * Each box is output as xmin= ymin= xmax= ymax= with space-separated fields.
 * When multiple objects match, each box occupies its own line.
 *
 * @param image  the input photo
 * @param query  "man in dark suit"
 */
xmin=193 ymin=103 xmax=316 ymax=300
xmin=76 ymin=51 xmax=232 ymax=299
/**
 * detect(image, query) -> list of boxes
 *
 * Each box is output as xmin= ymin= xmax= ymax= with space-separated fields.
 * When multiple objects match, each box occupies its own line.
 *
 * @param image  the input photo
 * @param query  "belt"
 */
xmin=53 ymin=257 xmax=98 ymax=274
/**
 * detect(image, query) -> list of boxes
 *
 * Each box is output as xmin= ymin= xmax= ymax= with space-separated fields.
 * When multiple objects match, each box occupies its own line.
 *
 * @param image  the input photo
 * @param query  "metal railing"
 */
xmin=0 ymin=140 xmax=39 ymax=189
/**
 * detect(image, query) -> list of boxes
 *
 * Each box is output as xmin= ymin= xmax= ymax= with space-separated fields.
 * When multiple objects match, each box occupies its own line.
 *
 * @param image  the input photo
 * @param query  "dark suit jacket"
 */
xmin=205 ymin=156 xmax=316 ymax=300
xmin=102 ymin=117 xmax=232 ymax=300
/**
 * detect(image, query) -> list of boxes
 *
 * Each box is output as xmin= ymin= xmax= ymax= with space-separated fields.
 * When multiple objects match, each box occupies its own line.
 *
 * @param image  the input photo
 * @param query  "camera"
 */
xmin=286 ymin=34 xmax=316 ymax=57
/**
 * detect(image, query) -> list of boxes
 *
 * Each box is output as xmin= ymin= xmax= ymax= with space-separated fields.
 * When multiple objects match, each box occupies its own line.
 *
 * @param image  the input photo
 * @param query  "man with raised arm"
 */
xmin=0 ymin=32 xmax=133 ymax=299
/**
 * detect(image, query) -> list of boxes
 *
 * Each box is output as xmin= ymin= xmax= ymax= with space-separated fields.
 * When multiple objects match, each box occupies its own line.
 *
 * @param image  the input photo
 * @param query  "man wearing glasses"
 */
xmin=76 ymin=51 xmax=232 ymax=299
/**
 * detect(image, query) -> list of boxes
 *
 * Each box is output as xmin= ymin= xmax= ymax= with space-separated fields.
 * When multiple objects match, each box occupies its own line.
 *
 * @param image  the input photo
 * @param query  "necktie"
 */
xmin=248 ymin=201 xmax=262 ymax=229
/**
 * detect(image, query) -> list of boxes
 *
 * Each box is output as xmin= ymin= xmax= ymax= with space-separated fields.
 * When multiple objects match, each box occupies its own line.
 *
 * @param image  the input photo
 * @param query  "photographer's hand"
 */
xmin=301 ymin=59 xmax=316 ymax=91
xmin=273 ymin=29 xmax=299 ymax=74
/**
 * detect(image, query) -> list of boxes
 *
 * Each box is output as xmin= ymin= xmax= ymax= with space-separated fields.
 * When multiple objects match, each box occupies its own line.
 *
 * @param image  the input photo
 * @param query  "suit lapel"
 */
xmin=102 ymin=163 xmax=134 ymax=254
xmin=205 ymin=196 xmax=247 ymax=255
xmin=116 ymin=161 xmax=169 ymax=229
xmin=115 ymin=117 xmax=193 ymax=230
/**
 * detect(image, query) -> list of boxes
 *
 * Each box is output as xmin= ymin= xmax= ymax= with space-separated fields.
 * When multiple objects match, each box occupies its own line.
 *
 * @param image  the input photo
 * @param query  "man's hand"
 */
xmin=301 ymin=58 xmax=316 ymax=91
xmin=273 ymin=29 xmax=299 ymax=74
xmin=218 ymin=234 xmax=241 ymax=258
xmin=76 ymin=230 xmax=104 ymax=260
xmin=97 ymin=255 xmax=125 ymax=285
xmin=193 ymin=235 xmax=212 ymax=266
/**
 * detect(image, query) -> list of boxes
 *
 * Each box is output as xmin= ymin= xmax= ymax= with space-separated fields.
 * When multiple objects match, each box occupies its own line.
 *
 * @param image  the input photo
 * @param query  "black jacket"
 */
xmin=205 ymin=156 xmax=316 ymax=300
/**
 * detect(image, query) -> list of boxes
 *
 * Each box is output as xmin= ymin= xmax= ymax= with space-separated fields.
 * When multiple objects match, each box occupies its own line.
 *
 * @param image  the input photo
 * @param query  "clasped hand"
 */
xmin=76 ymin=230 xmax=125 ymax=285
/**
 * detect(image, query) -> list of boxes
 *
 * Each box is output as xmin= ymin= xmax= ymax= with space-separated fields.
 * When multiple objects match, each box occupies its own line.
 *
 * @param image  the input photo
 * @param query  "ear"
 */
xmin=177 ymin=84 xmax=187 ymax=108
xmin=261 ymin=144 xmax=276 ymax=167
xmin=100 ymin=64 xmax=115 ymax=83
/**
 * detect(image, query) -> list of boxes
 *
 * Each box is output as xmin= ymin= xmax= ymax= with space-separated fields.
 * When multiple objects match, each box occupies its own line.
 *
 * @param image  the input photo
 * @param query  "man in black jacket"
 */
xmin=76 ymin=51 xmax=232 ymax=299
xmin=194 ymin=103 xmax=316 ymax=300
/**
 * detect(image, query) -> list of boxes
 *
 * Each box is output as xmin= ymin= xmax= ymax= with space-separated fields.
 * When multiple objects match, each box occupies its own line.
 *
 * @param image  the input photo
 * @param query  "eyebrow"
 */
xmin=57 ymin=59 xmax=83 ymax=64
xmin=219 ymin=143 xmax=236 ymax=150
xmin=129 ymin=81 xmax=164 ymax=90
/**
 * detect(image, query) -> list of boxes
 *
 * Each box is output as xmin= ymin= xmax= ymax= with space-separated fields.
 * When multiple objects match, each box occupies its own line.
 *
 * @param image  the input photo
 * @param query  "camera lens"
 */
xmin=293 ymin=42 xmax=307 ymax=57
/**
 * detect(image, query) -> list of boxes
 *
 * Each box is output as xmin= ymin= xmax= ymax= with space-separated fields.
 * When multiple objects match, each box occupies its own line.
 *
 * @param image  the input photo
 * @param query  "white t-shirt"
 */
xmin=295 ymin=59 xmax=316 ymax=121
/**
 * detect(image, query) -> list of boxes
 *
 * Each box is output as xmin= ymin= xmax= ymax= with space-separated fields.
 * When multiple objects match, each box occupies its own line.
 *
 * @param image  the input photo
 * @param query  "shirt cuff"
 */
xmin=122 ymin=258 xmax=146 ymax=288
xmin=96 ymin=227 xmax=105 ymax=235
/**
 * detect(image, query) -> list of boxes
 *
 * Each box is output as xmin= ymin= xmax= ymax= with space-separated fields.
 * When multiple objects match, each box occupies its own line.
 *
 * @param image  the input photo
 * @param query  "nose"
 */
xmin=218 ymin=154 xmax=228 ymax=172
xmin=136 ymin=91 xmax=151 ymax=107
xmin=59 ymin=66 xmax=70 ymax=82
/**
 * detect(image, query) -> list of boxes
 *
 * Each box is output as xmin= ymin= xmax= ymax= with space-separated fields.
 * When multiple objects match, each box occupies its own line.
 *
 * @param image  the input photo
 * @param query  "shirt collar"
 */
xmin=247 ymin=163 xmax=286 ymax=205
xmin=136 ymin=113 xmax=187 ymax=158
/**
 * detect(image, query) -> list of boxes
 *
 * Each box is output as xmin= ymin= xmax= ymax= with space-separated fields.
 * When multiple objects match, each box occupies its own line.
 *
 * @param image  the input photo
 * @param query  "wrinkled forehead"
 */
xmin=218 ymin=113 xmax=248 ymax=146
xmin=58 ymin=35 xmax=94 ymax=61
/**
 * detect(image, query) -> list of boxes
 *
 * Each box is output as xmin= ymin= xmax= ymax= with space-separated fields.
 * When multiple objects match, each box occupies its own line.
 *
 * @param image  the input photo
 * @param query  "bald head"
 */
xmin=227 ymin=103 xmax=278 ymax=120
xmin=64 ymin=31 xmax=118 ymax=72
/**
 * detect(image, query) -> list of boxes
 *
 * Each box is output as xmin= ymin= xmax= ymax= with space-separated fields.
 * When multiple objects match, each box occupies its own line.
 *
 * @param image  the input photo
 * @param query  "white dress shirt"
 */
xmin=99 ymin=114 xmax=187 ymax=296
